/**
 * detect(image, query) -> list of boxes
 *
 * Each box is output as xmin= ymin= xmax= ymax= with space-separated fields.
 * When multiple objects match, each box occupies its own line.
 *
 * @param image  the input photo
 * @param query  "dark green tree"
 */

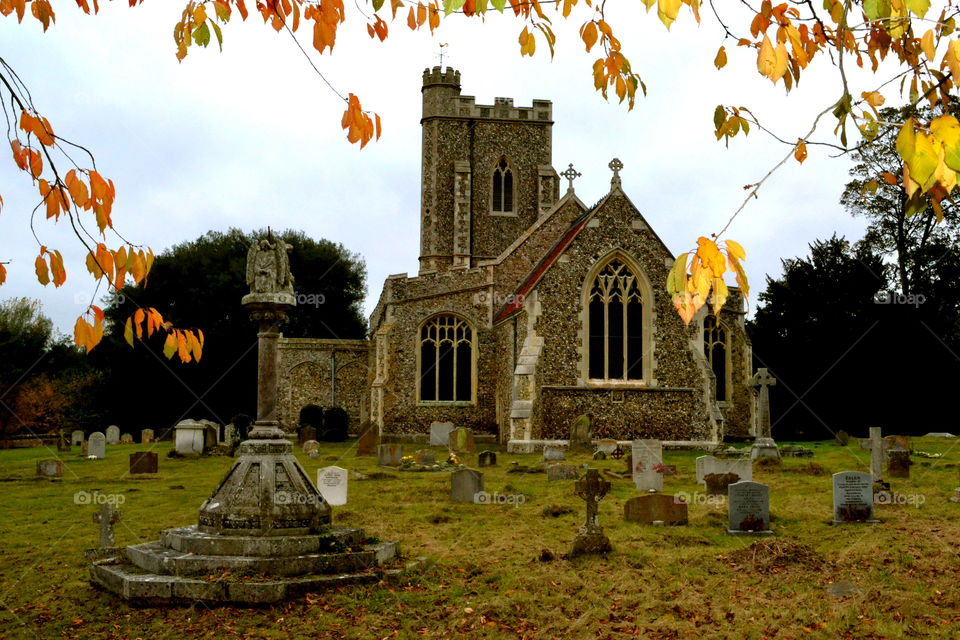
xmin=95 ymin=229 xmax=367 ymax=432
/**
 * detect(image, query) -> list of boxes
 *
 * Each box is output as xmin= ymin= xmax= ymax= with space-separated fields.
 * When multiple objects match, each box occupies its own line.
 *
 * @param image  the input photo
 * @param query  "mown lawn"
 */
xmin=1 ymin=436 xmax=959 ymax=639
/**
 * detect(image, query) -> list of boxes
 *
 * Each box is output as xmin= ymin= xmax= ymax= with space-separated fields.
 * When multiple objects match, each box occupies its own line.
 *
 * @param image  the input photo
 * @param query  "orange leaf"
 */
xmin=881 ymin=171 xmax=897 ymax=184
xmin=133 ymin=308 xmax=145 ymax=339
xmin=0 ymin=262 xmax=6 ymax=286
xmin=581 ymin=21 xmax=598 ymax=52
xmin=49 ymin=249 xmax=66 ymax=287
xmin=406 ymin=6 xmax=416 ymax=29
xmin=794 ymin=139 xmax=807 ymax=164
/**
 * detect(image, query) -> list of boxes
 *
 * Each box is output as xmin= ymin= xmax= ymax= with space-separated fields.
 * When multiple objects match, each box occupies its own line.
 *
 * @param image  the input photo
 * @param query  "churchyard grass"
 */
xmin=2 ymin=438 xmax=960 ymax=638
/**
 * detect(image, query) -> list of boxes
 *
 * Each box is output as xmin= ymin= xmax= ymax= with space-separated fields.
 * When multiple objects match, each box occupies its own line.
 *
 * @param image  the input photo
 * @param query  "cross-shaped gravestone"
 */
xmin=560 ymin=163 xmax=581 ymax=193
xmin=750 ymin=368 xmax=780 ymax=461
xmin=575 ymin=469 xmax=610 ymax=529
xmin=92 ymin=503 xmax=121 ymax=548
xmin=859 ymin=427 xmax=884 ymax=483
xmin=570 ymin=469 xmax=612 ymax=556
xmin=608 ymin=157 xmax=624 ymax=188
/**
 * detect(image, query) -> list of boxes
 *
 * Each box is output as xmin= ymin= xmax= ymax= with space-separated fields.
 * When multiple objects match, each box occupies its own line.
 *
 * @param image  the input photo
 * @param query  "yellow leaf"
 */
xmin=944 ymin=39 xmax=960 ymax=81
xmin=929 ymin=144 xmax=957 ymax=193
xmin=35 ymin=254 xmax=49 ymax=286
xmin=931 ymin=115 xmax=960 ymax=172
xmin=757 ymin=35 xmax=776 ymax=79
xmin=711 ymin=277 xmax=729 ymax=314
xmin=124 ymin=318 xmax=134 ymax=347
xmin=163 ymin=332 xmax=177 ymax=359
xmin=921 ymin=29 xmax=936 ymax=61
xmin=911 ymin=131 xmax=940 ymax=188
xmin=861 ymin=91 xmax=885 ymax=108
xmin=193 ymin=4 xmax=207 ymax=23
xmin=657 ymin=0 xmax=681 ymax=29
xmin=726 ymin=239 xmax=745 ymax=261
xmin=666 ymin=253 xmax=689 ymax=295
xmin=714 ymin=46 xmax=727 ymax=69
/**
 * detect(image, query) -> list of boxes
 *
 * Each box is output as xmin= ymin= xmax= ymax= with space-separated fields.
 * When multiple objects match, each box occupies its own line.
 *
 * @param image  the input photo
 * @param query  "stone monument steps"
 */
xmin=90 ymin=561 xmax=384 ymax=604
xmin=159 ymin=525 xmax=366 ymax=557
xmin=125 ymin=540 xmax=395 ymax=577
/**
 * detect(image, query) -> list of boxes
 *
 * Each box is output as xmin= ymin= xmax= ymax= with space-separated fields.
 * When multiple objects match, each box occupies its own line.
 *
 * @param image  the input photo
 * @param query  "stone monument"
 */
xmin=89 ymin=233 xmax=400 ymax=603
xmin=750 ymin=368 xmax=780 ymax=461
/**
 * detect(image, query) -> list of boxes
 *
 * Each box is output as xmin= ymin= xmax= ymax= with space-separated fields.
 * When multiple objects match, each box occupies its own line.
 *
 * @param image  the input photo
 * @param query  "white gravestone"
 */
xmin=88 ymin=432 xmax=106 ymax=459
xmin=430 ymin=421 xmax=455 ymax=446
xmin=832 ymin=471 xmax=877 ymax=524
xmin=728 ymin=481 xmax=773 ymax=535
xmin=105 ymin=425 xmax=120 ymax=445
xmin=317 ymin=466 xmax=348 ymax=506
xmin=632 ymin=439 xmax=663 ymax=492
xmin=174 ymin=420 xmax=206 ymax=456
xmin=71 ymin=430 xmax=85 ymax=446
xmin=543 ymin=444 xmax=567 ymax=461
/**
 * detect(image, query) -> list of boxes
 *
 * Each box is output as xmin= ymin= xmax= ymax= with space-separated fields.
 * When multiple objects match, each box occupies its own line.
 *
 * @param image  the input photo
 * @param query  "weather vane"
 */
xmin=437 ymin=43 xmax=448 ymax=67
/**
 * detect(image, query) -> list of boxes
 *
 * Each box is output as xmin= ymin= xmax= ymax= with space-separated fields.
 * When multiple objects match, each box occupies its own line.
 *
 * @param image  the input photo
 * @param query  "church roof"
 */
xmin=493 ymin=204 xmax=598 ymax=324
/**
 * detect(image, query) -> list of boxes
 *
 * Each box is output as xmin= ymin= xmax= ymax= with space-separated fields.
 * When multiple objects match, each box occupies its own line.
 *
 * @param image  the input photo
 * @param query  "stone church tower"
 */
xmin=418 ymin=67 xmax=559 ymax=272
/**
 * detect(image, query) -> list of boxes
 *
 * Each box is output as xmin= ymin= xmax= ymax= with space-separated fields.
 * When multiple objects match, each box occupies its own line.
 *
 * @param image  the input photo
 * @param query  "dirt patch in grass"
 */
xmin=725 ymin=539 xmax=825 ymax=573
xmin=794 ymin=462 xmax=829 ymax=476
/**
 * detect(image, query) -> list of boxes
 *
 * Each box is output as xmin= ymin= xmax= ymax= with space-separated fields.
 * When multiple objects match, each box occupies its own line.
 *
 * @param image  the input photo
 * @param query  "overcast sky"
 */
xmin=0 ymin=2 xmax=876 ymax=338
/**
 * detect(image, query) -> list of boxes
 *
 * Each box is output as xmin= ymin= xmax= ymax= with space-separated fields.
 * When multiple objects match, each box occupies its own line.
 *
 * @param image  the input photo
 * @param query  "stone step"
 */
xmin=126 ymin=540 xmax=399 ymax=578
xmin=90 ymin=561 xmax=383 ymax=604
xmin=160 ymin=524 xmax=365 ymax=557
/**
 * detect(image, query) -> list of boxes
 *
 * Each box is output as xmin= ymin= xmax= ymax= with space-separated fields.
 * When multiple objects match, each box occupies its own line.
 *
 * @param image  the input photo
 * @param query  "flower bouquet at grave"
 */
xmin=400 ymin=455 xmax=415 ymax=469
xmin=838 ymin=505 xmax=873 ymax=522
xmin=739 ymin=514 xmax=766 ymax=532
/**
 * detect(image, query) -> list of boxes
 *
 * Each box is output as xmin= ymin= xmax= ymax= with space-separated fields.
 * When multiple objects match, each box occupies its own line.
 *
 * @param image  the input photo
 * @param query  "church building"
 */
xmin=276 ymin=67 xmax=758 ymax=450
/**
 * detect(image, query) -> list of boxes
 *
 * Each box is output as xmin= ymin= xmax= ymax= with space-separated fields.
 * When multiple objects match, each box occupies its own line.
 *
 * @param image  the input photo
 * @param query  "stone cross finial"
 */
xmin=750 ymin=368 xmax=776 ymax=439
xmin=560 ymin=163 xmax=582 ymax=193
xmin=608 ymin=158 xmax=623 ymax=189
xmin=92 ymin=503 xmax=121 ymax=548
xmin=575 ymin=469 xmax=610 ymax=528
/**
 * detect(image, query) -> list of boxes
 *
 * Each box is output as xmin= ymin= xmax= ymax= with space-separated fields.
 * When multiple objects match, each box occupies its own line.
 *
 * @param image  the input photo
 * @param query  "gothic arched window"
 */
xmin=587 ymin=259 xmax=644 ymax=381
xmin=703 ymin=315 xmax=728 ymax=401
xmin=492 ymin=156 xmax=514 ymax=213
xmin=419 ymin=315 xmax=474 ymax=403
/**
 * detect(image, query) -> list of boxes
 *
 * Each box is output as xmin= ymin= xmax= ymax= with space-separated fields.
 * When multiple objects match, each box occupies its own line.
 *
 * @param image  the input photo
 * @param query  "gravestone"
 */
xmin=88 ymin=432 xmax=106 ymax=459
xmin=202 ymin=423 xmax=219 ymax=450
xmin=450 ymin=427 xmax=476 ymax=454
xmin=451 ymin=468 xmax=483 ymax=503
xmin=478 ymin=451 xmax=497 ymax=467
xmin=429 ymin=421 xmax=455 ymax=446
xmin=543 ymin=444 xmax=567 ymax=461
xmin=835 ymin=430 xmax=850 ymax=446
xmin=570 ymin=469 xmax=612 ymax=556
xmin=356 ymin=423 xmax=379 ymax=456
xmin=569 ymin=414 xmax=592 ymax=451
xmin=105 ymin=425 xmax=121 ymax=445
xmin=887 ymin=451 xmax=911 ymax=478
xmin=36 ymin=459 xmax=63 ymax=479
xmin=378 ymin=444 xmax=404 ymax=467
xmin=299 ymin=426 xmax=317 ymax=445
xmin=727 ymin=481 xmax=773 ymax=535
xmin=129 ymin=452 xmax=158 ymax=475
xmin=883 ymin=435 xmax=909 ymax=461
xmin=120 ymin=433 xmax=134 ymax=444
xmin=547 ymin=464 xmax=580 ymax=481
xmin=593 ymin=451 xmax=606 ymax=461
xmin=705 ymin=472 xmax=740 ymax=496
xmin=71 ymin=430 xmax=85 ymax=446
xmin=302 ymin=440 xmax=320 ymax=456
xmin=631 ymin=439 xmax=663 ymax=492
xmin=859 ymin=427 xmax=884 ymax=483
xmin=317 ymin=466 xmax=348 ymax=506
xmin=93 ymin=502 xmax=121 ymax=548
xmin=624 ymin=494 xmax=688 ymax=526
xmin=141 ymin=429 xmax=154 ymax=444
xmin=414 ymin=449 xmax=435 ymax=465
xmin=82 ymin=441 xmax=88 ymax=456
xmin=174 ymin=420 xmax=206 ymax=455
xmin=696 ymin=456 xmax=752 ymax=486
xmin=222 ymin=424 xmax=235 ymax=446
xmin=596 ymin=439 xmax=618 ymax=455
xmin=749 ymin=368 xmax=780 ymax=461
xmin=832 ymin=471 xmax=877 ymax=524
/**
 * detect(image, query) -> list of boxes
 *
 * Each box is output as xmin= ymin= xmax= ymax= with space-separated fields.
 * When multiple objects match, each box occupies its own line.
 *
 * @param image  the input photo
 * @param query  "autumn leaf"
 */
xmin=657 ymin=0 xmax=681 ymax=29
xmin=163 ymin=332 xmax=177 ymax=359
xmin=794 ymin=139 xmax=807 ymax=163
xmin=580 ymin=21 xmax=598 ymax=52
xmin=124 ymin=317 xmax=134 ymax=346
xmin=714 ymin=46 xmax=727 ymax=69
xmin=34 ymin=253 xmax=49 ymax=285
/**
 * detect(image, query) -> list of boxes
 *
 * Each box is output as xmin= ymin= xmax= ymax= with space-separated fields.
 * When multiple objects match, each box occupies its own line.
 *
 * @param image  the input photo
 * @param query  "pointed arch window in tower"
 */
xmin=492 ymin=157 xmax=514 ymax=213
xmin=587 ymin=259 xmax=644 ymax=381
xmin=703 ymin=315 xmax=728 ymax=401
xmin=419 ymin=315 xmax=474 ymax=403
